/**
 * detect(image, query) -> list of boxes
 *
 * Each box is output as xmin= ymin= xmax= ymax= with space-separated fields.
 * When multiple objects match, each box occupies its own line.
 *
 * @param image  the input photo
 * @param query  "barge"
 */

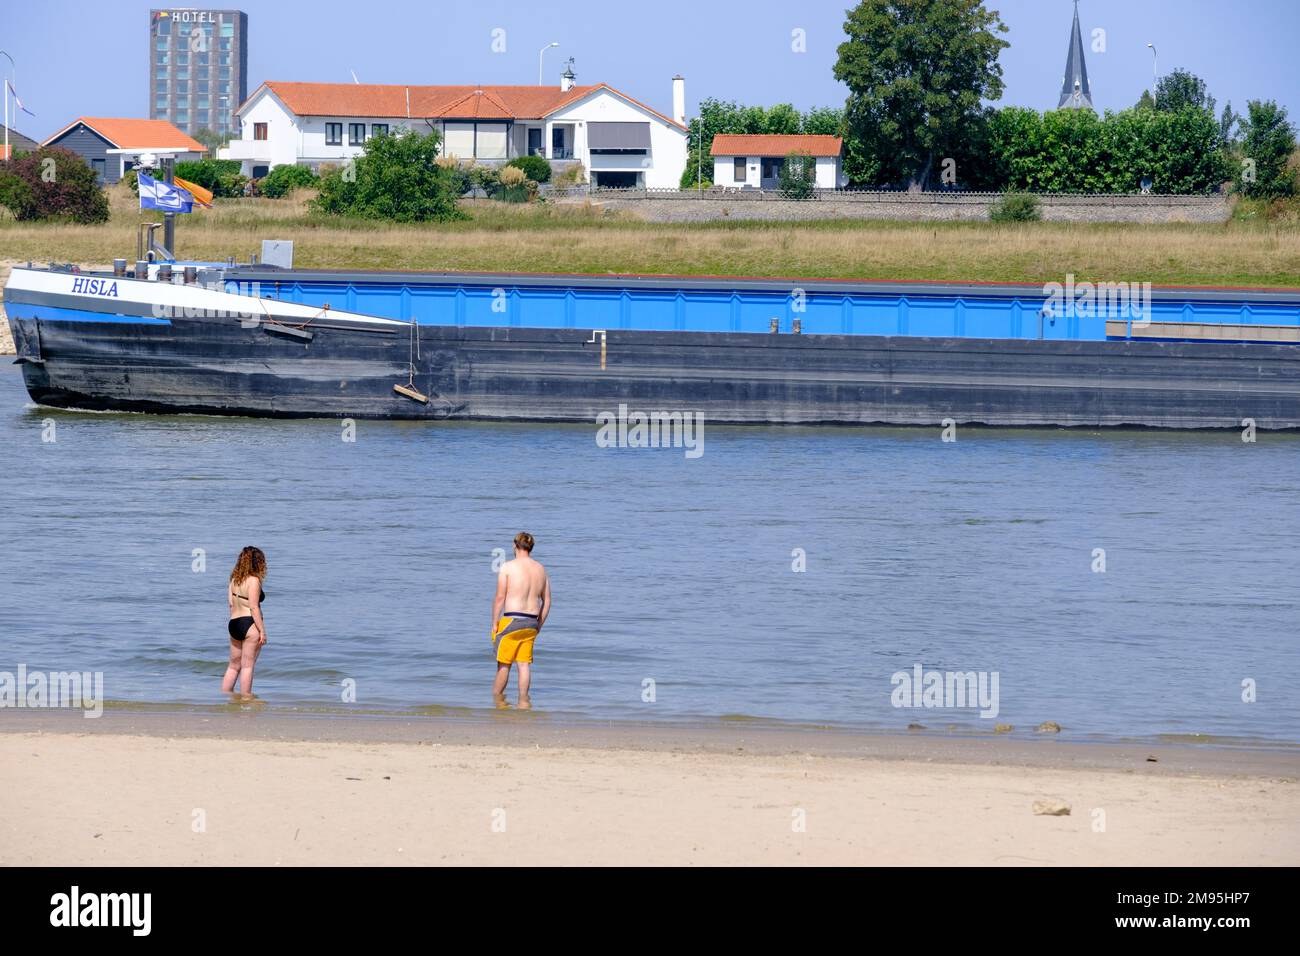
xmin=5 ymin=260 xmax=1300 ymax=428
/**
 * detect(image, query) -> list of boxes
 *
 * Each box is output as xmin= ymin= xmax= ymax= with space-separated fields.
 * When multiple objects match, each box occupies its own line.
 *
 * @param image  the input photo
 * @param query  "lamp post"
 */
xmin=1146 ymin=43 xmax=1158 ymax=86
xmin=0 ymin=51 xmax=15 ymax=163
xmin=538 ymin=42 xmax=559 ymax=86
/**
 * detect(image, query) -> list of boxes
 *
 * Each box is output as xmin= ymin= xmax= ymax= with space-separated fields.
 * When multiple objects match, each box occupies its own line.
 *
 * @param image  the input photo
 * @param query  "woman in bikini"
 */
xmin=222 ymin=546 xmax=268 ymax=698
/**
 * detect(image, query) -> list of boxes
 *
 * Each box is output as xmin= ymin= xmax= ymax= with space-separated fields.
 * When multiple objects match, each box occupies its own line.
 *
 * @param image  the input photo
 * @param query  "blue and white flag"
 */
xmin=6 ymin=80 xmax=34 ymax=117
xmin=138 ymin=172 xmax=195 ymax=213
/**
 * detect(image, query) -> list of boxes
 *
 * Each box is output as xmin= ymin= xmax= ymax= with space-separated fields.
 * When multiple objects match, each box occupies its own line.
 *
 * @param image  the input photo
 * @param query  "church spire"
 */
xmin=1058 ymin=1 xmax=1094 ymax=110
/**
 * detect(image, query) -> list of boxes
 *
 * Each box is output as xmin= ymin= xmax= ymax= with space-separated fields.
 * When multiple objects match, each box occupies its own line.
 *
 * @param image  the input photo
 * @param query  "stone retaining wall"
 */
xmin=562 ymin=191 xmax=1232 ymax=225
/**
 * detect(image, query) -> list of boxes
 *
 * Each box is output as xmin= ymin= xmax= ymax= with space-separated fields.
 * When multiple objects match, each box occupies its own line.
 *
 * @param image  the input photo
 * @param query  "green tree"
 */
xmin=1154 ymin=68 xmax=1214 ymax=115
xmin=1219 ymin=102 xmax=1242 ymax=145
xmin=0 ymin=146 xmax=109 ymax=223
xmin=191 ymin=128 xmax=232 ymax=152
xmin=1135 ymin=90 xmax=1156 ymax=111
xmin=778 ymin=151 xmax=817 ymax=198
xmin=1239 ymin=99 xmax=1298 ymax=198
xmin=833 ymin=0 xmax=1008 ymax=188
xmin=313 ymin=128 xmax=466 ymax=222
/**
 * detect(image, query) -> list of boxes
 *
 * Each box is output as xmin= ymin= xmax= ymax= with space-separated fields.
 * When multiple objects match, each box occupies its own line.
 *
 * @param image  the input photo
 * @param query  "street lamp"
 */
xmin=1146 ymin=43 xmax=1158 ymax=86
xmin=0 ymin=51 xmax=15 ymax=162
xmin=538 ymin=42 xmax=559 ymax=86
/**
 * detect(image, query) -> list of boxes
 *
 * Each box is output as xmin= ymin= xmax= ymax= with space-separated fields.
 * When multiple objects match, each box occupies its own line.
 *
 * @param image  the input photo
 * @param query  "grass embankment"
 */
xmin=1 ymin=185 xmax=1298 ymax=288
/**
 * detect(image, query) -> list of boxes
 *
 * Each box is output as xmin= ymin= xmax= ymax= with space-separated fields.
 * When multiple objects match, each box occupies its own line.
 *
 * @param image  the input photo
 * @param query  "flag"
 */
xmin=172 ymin=175 xmax=213 ymax=208
xmin=7 ymin=81 xmax=34 ymax=117
xmin=138 ymin=172 xmax=195 ymax=213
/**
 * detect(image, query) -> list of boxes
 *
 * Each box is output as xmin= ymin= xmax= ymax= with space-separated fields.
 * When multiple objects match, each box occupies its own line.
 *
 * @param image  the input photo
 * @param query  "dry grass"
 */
xmin=1 ymin=183 xmax=1297 ymax=287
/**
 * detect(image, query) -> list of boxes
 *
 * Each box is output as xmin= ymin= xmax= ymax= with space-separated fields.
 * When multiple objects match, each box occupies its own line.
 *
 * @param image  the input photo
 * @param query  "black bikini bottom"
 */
xmin=228 ymin=616 xmax=256 ymax=642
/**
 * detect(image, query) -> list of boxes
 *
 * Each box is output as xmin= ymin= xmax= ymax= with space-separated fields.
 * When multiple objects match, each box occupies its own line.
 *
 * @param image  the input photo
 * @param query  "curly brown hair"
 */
xmin=229 ymin=546 xmax=267 ymax=586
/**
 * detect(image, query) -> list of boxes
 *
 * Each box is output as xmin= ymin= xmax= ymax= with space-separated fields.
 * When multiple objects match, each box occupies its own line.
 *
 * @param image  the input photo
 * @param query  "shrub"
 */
xmin=468 ymin=164 xmax=500 ymax=194
xmin=505 ymin=155 xmax=551 ymax=183
xmin=498 ymin=165 xmax=527 ymax=187
xmin=218 ymin=172 xmax=250 ymax=197
xmin=0 ymin=146 xmax=109 ymax=223
xmin=989 ymin=191 xmax=1041 ymax=222
xmin=778 ymin=151 xmax=817 ymax=199
xmin=436 ymin=157 xmax=473 ymax=196
xmin=259 ymin=163 xmax=319 ymax=198
xmin=313 ymin=128 xmax=466 ymax=222
xmin=554 ymin=161 xmax=587 ymax=186
xmin=174 ymin=158 xmax=243 ymax=197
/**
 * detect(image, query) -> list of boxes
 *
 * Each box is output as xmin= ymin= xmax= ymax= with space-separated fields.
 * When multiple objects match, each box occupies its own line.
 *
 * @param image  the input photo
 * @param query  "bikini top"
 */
xmin=231 ymin=584 xmax=266 ymax=605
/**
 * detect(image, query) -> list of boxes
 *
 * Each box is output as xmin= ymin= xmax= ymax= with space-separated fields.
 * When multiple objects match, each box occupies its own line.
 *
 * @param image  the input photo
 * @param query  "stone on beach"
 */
xmin=1032 ymin=799 xmax=1071 ymax=816
xmin=1036 ymin=721 xmax=1062 ymax=734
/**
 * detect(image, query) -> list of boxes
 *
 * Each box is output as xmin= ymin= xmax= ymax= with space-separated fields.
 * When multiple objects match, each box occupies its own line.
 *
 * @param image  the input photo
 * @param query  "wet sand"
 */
xmin=2 ymin=710 xmax=1296 ymax=866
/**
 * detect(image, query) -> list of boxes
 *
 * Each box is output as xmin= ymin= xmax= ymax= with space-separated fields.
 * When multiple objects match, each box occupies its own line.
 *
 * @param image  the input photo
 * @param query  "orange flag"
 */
xmin=172 ymin=175 xmax=214 ymax=208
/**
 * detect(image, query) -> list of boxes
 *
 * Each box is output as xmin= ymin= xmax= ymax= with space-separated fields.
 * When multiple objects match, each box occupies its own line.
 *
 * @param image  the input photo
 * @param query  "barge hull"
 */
xmin=11 ymin=316 xmax=1300 ymax=429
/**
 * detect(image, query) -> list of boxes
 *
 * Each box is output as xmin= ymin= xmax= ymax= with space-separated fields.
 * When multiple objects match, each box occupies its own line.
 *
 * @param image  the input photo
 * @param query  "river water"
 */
xmin=2 ymin=366 xmax=1297 ymax=743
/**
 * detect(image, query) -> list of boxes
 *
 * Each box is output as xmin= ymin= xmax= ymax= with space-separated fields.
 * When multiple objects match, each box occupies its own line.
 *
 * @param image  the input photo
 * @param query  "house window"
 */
xmin=733 ymin=157 xmax=746 ymax=183
xmin=371 ymin=123 xmax=389 ymax=138
xmin=325 ymin=123 xmax=343 ymax=146
xmin=254 ymin=123 xmax=268 ymax=141
xmin=197 ymin=110 xmax=209 ymax=125
xmin=175 ymin=81 xmax=189 ymax=94
xmin=220 ymin=22 xmax=234 ymax=37
xmin=761 ymin=158 xmax=784 ymax=180
xmin=197 ymin=80 xmax=209 ymax=94
xmin=349 ymin=123 xmax=366 ymax=145
xmin=156 ymin=18 xmax=171 ymax=36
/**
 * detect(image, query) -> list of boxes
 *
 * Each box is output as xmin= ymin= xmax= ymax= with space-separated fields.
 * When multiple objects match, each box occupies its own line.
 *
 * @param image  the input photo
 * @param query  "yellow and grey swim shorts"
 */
xmin=493 ymin=612 xmax=539 ymax=664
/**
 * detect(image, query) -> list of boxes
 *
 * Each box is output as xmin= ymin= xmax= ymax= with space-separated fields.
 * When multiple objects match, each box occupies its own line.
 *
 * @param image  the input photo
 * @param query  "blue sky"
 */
xmin=2 ymin=0 xmax=1297 ymax=140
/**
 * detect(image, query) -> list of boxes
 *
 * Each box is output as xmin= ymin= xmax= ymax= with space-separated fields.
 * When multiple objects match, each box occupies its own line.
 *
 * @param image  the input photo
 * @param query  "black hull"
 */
xmin=11 ymin=315 xmax=1300 ymax=429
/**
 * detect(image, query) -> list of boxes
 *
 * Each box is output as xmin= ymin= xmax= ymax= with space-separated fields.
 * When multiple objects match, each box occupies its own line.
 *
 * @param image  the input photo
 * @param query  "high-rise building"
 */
xmin=149 ymin=9 xmax=248 ymax=138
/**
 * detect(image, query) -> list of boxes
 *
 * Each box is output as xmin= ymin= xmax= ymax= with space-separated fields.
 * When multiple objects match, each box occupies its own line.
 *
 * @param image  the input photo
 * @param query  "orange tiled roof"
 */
xmin=254 ymin=81 xmax=685 ymax=128
xmin=43 ymin=117 xmax=206 ymax=152
xmin=710 ymin=134 xmax=843 ymax=158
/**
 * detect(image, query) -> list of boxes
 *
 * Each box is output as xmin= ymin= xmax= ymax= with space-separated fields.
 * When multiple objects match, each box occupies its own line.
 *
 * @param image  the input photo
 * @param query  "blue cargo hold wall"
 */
xmin=228 ymin=273 xmax=1300 ymax=344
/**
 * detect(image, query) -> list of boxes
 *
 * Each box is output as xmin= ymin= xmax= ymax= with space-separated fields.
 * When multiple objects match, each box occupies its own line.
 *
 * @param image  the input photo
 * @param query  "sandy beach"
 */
xmin=2 ymin=711 xmax=1296 ymax=866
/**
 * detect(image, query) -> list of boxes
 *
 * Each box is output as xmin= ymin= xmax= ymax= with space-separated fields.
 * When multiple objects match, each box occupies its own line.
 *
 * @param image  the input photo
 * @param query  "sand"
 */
xmin=2 ymin=712 xmax=1296 ymax=866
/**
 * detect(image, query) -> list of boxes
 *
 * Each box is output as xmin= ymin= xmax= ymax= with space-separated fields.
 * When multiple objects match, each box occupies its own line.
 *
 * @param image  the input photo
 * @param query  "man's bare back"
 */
xmin=490 ymin=532 xmax=552 ymax=708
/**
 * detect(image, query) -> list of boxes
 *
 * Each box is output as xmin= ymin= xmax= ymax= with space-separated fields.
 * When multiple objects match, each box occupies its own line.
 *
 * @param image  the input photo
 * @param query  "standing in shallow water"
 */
xmin=223 ymin=546 xmax=268 ymax=698
xmin=491 ymin=532 xmax=551 ymax=709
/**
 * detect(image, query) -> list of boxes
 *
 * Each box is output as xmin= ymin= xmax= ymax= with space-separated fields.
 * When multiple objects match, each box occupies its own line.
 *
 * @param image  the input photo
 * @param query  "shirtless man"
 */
xmin=490 ymin=532 xmax=551 ymax=708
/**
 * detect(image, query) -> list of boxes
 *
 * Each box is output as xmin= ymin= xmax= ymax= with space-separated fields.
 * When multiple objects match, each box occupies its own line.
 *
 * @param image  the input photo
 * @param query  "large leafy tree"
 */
xmin=834 ymin=0 xmax=1008 ymax=188
xmin=1239 ymin=99 xmax=1298 ymax=199
xmin=1154 ymin=68 xmax=1215 ymax=114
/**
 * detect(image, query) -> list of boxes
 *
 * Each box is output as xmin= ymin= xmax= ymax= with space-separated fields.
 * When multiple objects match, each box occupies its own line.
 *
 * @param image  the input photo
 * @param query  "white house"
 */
xmin=709 ymin=134 xmax=847 ymax=189
xmin=220 ymin=69 xmax=688 ymax=188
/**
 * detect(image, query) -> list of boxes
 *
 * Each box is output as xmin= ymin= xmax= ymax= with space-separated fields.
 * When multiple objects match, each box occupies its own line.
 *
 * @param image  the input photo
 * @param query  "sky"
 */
xmin=1 ymin=0 xmax=1297 ymax=141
